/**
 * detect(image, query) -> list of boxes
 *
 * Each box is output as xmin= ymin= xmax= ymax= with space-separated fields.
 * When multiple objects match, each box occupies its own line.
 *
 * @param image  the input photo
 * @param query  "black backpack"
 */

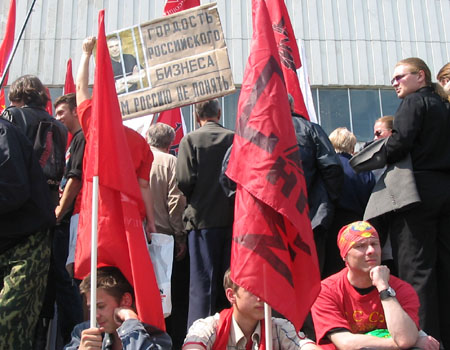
xmin=1 ymin=106 xmax=67 ymax=184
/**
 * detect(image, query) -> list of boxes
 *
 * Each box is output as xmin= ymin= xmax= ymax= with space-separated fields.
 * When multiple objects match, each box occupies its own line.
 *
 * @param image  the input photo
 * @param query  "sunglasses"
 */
xmin=390 ymin=72 xmax=417 ymax=85
xmin=374 ymin=129 xmax=391 ymax=137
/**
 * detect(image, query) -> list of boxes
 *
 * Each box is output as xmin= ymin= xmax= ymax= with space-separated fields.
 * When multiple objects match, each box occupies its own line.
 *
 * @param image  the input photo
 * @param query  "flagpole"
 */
xmin=90 ymin=176 xmax=99 ymax=327
xmin=0 ymin=0 xmax=38 ymax=90
xmin=264 ymin=303 xmax=273 ymax=350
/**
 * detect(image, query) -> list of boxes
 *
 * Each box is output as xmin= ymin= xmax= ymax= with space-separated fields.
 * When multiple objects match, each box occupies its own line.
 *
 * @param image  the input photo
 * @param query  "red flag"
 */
xmin=267 ymin=0 xmax=309 ymax=120
xmin=0 ymin=0 xmax=16 ymax=112
xmin=163 ymin=0 xmax=200 ymax=15
xmin=44 ymin=86 xmax=53 ymax=115
xmin=226 ymin=0 xmax=320 ymax=331
xmin=75 ymin=9 xmax=165 ymax=330
xmin=64 ymin=58 xmax=76 ymax=94
xmin=156 ymin=108 xmax=186 ymax=155
xmin=158 ymin=0 xmax=199 ymax=154
xmin=64 ymin=58 xmax=75 ymax=148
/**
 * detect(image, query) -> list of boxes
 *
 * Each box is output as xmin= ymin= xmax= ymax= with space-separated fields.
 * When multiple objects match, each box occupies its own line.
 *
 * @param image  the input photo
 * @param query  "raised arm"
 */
xmin=370 ymin=266 xmax=419 ymax=348
xmin=76 ymin=36 xmax=96 ymax=106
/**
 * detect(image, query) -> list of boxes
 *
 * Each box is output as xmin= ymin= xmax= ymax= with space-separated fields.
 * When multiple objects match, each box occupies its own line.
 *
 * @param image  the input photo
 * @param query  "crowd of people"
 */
xmin=0 ymin=33 xmax=449 ymax=350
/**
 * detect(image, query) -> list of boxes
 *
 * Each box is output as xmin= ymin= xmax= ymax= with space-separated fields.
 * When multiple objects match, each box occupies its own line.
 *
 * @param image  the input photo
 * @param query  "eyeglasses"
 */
xmin=374 ymin=129 xmax=391 ymax=138
xmin=390 ymin=72 xmax=417 ymax=85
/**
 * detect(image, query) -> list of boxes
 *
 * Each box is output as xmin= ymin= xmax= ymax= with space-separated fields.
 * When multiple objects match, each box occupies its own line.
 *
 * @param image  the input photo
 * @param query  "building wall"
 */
xmin=1 ymin=0 xmax=448 ymax=87
xmin=1 ymin=1 xmax=449 ymax=140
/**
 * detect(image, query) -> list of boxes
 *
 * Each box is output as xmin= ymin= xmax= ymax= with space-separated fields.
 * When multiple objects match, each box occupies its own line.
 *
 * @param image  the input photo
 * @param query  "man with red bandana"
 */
xmin=311 ymin=221 xmax=439 ymax=350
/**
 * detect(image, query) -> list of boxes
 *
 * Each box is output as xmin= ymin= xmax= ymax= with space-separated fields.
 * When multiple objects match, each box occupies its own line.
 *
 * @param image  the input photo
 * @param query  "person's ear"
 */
xmin=217 ymin=109 xmax=221 ymax=121
xmin=119 ymin=292 xmax=133 ymax=307
xmin=225 ymin=288 xmax=237 ymax=305
xmin=417 ymin=69 xmax=425 ymax=83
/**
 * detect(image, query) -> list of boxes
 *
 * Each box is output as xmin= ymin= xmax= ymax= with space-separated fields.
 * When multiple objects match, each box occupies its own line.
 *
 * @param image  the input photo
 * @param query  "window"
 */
xmin=180 ymin=87 xmax=400 ymax=143
xmin=350 ymin=89 xmax=381 ymax=141
xmin=380 ymin=89 xmax=401 ymax=116
xmin=318 ymin=89 xmax=351 ymax=135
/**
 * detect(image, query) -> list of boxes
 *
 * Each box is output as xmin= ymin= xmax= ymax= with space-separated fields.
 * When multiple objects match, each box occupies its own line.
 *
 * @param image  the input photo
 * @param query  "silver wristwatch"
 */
xmin=379 ymin=286 xmax=396 ymax=300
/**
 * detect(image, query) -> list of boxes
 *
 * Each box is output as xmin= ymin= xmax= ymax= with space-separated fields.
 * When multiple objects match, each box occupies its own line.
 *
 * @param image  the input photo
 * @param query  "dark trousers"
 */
xmin=165 ymin=248 xmax=190 ymax=350
xmin=390 ymin=172 xmax=450 ymax=348
xmin=187 ymin=227 xmax=232 ymax=329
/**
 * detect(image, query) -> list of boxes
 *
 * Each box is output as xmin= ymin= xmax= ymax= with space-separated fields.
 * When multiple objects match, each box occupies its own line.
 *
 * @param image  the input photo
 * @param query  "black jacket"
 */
xmin=386 ymin=86 xmax=450 ymax=172
xmin=292 ymin=113 xmax=344 ymax=230
xmin=0 ymin=119 xmax=55 ymax=253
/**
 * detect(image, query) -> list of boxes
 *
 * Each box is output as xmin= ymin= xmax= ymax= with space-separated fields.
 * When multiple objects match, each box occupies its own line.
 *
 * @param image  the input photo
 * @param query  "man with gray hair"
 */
xmin=148 ymin=123 xmax=186 ymax=244
xmin=176 ymin=99 xmax=234 ymax=328
xmin=147 ymin=122 xmax=188 ymax=348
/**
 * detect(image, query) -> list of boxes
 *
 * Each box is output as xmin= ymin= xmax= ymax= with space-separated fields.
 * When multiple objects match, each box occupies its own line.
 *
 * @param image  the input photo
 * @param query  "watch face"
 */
xmin=380 ymin=287 xmax=396 ymax=300
xmin=388 ymin=287 xmax=396 ymax=297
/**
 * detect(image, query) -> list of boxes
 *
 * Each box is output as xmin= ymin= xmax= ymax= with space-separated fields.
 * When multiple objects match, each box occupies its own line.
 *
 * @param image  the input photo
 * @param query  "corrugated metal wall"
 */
xmin=1 ymin=0 xmax=449 ymax=87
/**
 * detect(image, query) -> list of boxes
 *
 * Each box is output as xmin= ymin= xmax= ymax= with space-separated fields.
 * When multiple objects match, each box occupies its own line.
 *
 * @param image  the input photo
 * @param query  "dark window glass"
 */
xmin=181 ymin=105 xmax=193 ymax=132
xmin=222 ymin=89 xmax=240 ymax=130
xmin=311 ymin=88 xmax=319 ymax=121
xmin=318 ymin=89 xmax=350 ymax=135
xmin=350 ymin=89 xmax=381 ymax=142
xmin=380 ymin=89 xmax=401 ymax=116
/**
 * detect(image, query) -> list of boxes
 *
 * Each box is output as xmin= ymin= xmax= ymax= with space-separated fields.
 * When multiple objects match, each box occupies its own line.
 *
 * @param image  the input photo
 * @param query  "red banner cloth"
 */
xmin=163 ymin=0 xmax=200 ymax=15
xmin=226 ymin=0 xmax=320 ymax=332
xmin=267 ymin=0 xmax=309 ymax=120
xmin=44 ymin=87 xmax=53 ymax=115
xmin=64 ymin=58 xmax=75 ymax=148
xmin=0 ymin=0 xmax=16 ymax=112
xmin=74 ymin=9 xmax=165 ymax=331
xmin=64 ymin=58 xmax=76 ymax=94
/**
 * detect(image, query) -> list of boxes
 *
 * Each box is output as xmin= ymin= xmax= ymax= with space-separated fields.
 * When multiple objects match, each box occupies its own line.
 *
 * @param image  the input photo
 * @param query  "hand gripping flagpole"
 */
xmin=0 ymin=0 xmax=38 ymax=90
xmin=90 ymin=176 xmax=99 ymax=327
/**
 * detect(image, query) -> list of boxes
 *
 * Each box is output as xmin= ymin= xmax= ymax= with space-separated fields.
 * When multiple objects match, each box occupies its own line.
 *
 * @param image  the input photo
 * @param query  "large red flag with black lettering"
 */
xmin=226 ymin=0 xmax=320 ymax=331
xmin=267 ymin=0 xmax=309 ymax=120
xmin=0 ymin=0 xmax=16 ymax=112
xmin=75 ymin=9 xmax=165 ymax=331
xmin=158 ymin=0 xmax=199 ymax=155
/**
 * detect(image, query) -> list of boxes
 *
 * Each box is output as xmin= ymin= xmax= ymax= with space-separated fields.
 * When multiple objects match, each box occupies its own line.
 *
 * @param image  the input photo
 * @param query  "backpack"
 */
xmin=1 ymin=106 xmax=67 ymax=184
xmin=33 ymin=119 xmax=66 ymax=183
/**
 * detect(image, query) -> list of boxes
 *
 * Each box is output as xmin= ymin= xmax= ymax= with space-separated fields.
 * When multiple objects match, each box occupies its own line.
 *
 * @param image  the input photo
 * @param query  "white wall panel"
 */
xmin=0 ymin=0 xmax=449 ymax=88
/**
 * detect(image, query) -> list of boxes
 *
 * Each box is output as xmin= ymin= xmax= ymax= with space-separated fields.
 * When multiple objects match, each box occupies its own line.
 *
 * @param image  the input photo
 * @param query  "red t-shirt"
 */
xmin=76 ymin=99 xmax=153 ymax=216
xmin=311 ymin=268 xmax=420 ymax=350
xmin=72 ymin=100 xmax=93 ymax=214
xmin=124 ymin=126 xmax=153 ymax=181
